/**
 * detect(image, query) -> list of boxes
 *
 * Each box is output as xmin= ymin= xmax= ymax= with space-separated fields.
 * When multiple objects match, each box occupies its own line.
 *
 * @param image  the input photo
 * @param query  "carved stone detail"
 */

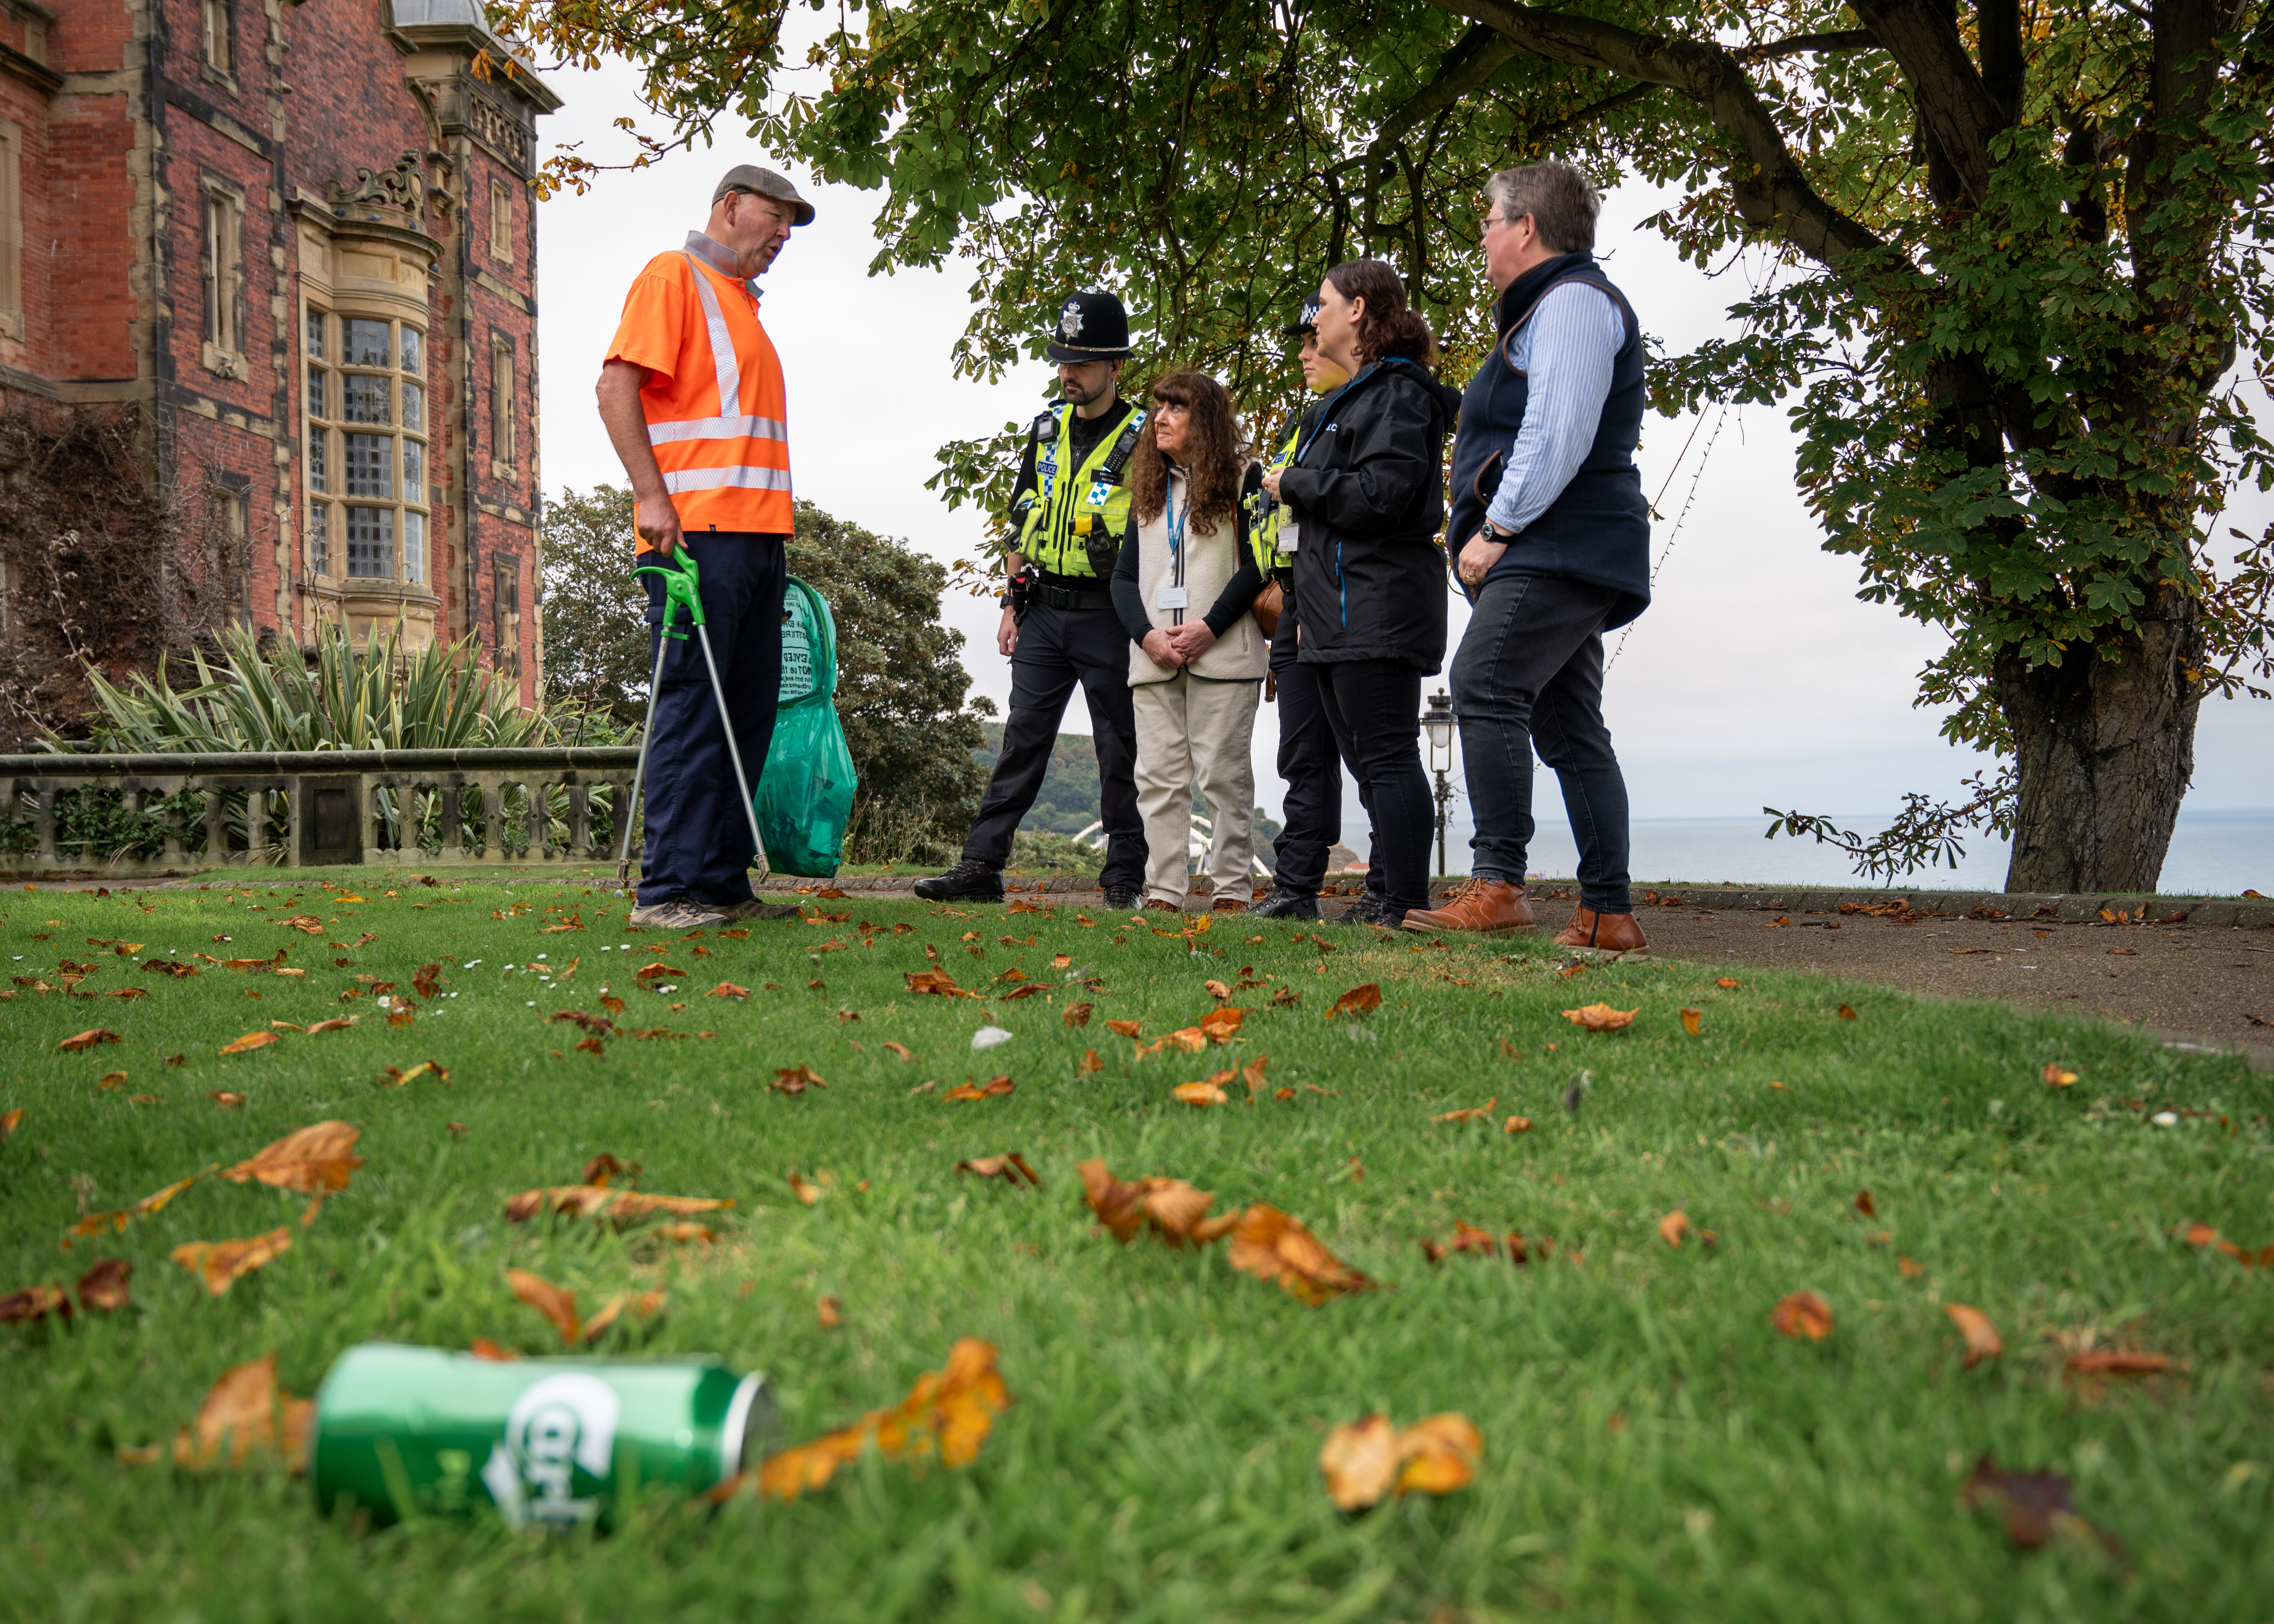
xmin=330 ymin=150 xmax=426 ymax=213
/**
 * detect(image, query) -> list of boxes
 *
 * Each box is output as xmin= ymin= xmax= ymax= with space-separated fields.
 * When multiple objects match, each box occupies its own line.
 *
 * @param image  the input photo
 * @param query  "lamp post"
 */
xmin=1420 ymin=689 xmax=1455 ymax=880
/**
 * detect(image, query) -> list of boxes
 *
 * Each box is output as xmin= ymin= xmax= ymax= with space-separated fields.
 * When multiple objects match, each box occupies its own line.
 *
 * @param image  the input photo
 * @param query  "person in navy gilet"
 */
xmin=1403 ymin=161 xmax=1652 ymax=953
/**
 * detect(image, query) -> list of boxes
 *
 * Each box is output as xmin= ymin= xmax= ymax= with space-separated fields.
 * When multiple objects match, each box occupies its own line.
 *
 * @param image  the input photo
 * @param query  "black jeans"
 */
xmin=1449 ymin=572 xmax=1632 ymax=915
xmin=637 ymin=532 xmax=786 ymax=907
xmin=1268 ymin=596 xmax=1375 ymax=896
xmin=960 ymin=599 xmax=1146 ymax=893
xmin=1312 ymin=658 xmax=1432 ymax=915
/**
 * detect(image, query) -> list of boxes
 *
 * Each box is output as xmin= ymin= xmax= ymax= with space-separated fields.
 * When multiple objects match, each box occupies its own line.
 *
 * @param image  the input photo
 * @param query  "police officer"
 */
xmin=1246 ymin=296 xmax=1384 ymax=921
xmin=917 ymin=291 xmax=1149 ymax=906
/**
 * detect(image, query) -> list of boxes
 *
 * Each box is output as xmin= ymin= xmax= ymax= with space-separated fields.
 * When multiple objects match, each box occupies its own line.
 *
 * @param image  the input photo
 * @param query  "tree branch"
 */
xmin=1518 ymin=81 xmax=1662 ymax=148
xmin=1734 ymin=29 xmax=1882 ymax=61
xmin=1365 ymin=25 xmax=1523 ymax=167
xmin=1845 ymin=0 xmax=2010 ymax=204
xmin=1976 ymin=0 xmax=2026 ymax=121
xmin=1425 ymin=0 xmax=1893 ymax=271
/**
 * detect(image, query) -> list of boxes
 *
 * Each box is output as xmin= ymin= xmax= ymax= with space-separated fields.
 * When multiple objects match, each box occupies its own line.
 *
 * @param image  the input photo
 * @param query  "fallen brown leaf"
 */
xmin=1658 ymin=1210 xmax=1690 ymax=1248
xmin=1898 ymin=1255 xmax=1926 ymax=1279
xmin=1078 ymin=1159 xmax=1239 ymax=1247
xmin=1104 ymin=1019 xmax=1141 ymax=1037
xmin=1504 ymin=1115 xmax=1533 ymax=1134
xmin=1769 ymin=1290 xmax=1834 ymax=1341
xmin=944 ymin=1076 xmax=1016 ymax=1101
xmin=1319 ymin=1412 xmax=1482 ymax=1511
xmin=773 ymin=1065 xmax=829 ymax=1094
xmin=218 ymin=1031 xmax=280 ymax=1055
xmin=1062 ymin=1003 xmax=1093 ymax=1029
xmin=1420 ymin=1221 xmax=1505 ymax=1263
xmin=208 ymin=1091 xmax=246 ymax=1109
xmin=412 ymin=964 xmax=445 ymax=999
xmin=1197 ymin=1006 xmax=1244 ymax=1042
xmin=1855 ymin=1189 xmax=1877 ymax=1216
xmin=708 ymin=981 xmax=751 ymax=1001
xmin=2065 ymin=1349 xmax=2174 ymax=1376
xmin=2042 ymin=1062 xmax=2078 ymax=1087
xmin=1171 ymin=1076 xmax=1231 ymax=1106
xmin=1435 ymin=1098 xmax=1497 ymax=1123
xmin=1944 ymin=1302 xmax=2003 ymax=1368
xmin=1561 ymin=1003 xmax=1638 ymax=1032
xmin=167 ymin=1355 xmax=314 ymax=1473
xmin=59 ymin=1029 xmax=122 ymax=1052
xmin=76 ymin=1257 xmax=132 ymax=1312
xmin=1326 ymin=983 xmax=1381 ymax=1020
xmin=1204 ymin=979 xmax=1232 ymax=1000
xmin=905 ymin=969 xmax=976 ymax=998
xmin=0 ymin=1107 xmax=21 ymax=1142
xmin=304 ymin=1016 xmax=357 ymax=1034
xmin=789 ymin=1171 xmax=823 ymax=1205
xmin=816 ymin=1295 xmax=844 ymax=1328
xmin=883 ymin=1041 xmax=914 ymax=1061
xmin=1271 ymin=986 xmax=1300 ymax=1006
xmin=1079 ymin=1048 xmax=1104 ymax=1075
xmin=0 ymin=1283 xmax=69 ymax=1323
xmin=1679 ymin=1008 xmax=1702 ymax=1036
xmin=171 ymin=1227 xmax=292 ymax=1295
xmin=1837 ymin=1004 xmax=1858 ymax=1020
xmin=503 ymin=1187 xmax=732 ymax=1225
xmin=583 ymin=1289 xmax=666 ymax=1342
xmin=956 ymin=1153 xmax=1041 ymax=1188
xmin=506 ymin=1266 xmax=581 ymax=1343
xmin=469 ymin=1337 xmax=518 ymax=1361
xmin=1961 ymin=1457 xmax=2119 ymax=1552
xmin=715 ymin=1337 xmax=1011 ymax=1503
xmin=1229 ymin=1204 xmax=1375 ymax=1305
xmin=221 ymin=1122 xmax=363 ymax=1194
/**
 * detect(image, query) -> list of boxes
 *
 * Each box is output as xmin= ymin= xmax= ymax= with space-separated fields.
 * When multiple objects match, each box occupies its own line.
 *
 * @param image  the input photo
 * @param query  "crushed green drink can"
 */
xmin=310 ymin=1343 xmax=773 ymax=1528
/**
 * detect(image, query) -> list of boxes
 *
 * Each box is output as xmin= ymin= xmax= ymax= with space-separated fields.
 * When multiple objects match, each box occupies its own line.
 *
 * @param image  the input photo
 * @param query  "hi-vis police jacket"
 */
xmin=1246 ymin=417 xmax=1305 ymax=577
xmin=1009 ymin=400 xmax=1147 ymax=579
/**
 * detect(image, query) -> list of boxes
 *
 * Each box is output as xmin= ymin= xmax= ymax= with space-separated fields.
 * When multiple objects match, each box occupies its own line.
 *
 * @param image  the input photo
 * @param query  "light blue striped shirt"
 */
xmin=1483 ymin=281 xmax=1624 ymax=535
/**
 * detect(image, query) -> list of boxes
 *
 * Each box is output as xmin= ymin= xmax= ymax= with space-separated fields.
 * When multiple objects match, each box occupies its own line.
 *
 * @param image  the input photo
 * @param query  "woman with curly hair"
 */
xmin=1111 ymin=369 xmax=1268 ymax=912
xmin=1260 ymin=260 xmax=1462 ymax=927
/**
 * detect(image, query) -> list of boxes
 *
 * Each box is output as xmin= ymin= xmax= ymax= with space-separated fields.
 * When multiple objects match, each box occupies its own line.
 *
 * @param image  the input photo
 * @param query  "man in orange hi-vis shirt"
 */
xmin=597 ymin=163 xmax=813 ymax=930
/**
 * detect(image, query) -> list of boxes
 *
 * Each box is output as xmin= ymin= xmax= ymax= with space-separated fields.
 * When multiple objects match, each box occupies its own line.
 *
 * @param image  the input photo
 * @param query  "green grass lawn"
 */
xmin=2 ymin=877 xmax=2269 ymax=1622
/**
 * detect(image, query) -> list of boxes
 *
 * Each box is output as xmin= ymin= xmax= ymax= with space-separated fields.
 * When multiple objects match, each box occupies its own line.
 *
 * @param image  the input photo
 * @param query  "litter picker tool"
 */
xmin=614 ymin=548 xmax=769 ymax=892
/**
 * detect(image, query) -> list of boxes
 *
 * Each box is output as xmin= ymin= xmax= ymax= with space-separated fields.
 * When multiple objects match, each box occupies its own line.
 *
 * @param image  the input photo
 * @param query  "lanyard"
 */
xmin=1294 ymin=367 xmax=1369 ymax=467
xmin=1167 ymin=477 xmax=1187 ymax=579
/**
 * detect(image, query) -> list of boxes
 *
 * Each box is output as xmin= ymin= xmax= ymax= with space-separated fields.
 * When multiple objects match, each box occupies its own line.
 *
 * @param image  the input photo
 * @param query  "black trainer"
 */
xmin=913 ymin=859 xmax=1005 ymax=902
xmin=1252 ymin=886 xmax=1320 ymax=920
xmin=1100 ymin=885 xmax=1142 ymax=911
xmin=1330 ymin=891 xmax=1395 ymax=927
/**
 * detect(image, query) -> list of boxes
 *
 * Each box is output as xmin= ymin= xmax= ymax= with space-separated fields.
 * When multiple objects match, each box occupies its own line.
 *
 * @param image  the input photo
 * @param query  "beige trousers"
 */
xmin=1131 ymin=672 xmax=1261 ymax=908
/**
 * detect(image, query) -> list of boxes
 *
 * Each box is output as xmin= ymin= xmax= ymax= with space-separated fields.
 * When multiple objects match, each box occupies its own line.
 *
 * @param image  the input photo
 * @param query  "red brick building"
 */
xmin=0 ymin=0 xmax=558 ymax=700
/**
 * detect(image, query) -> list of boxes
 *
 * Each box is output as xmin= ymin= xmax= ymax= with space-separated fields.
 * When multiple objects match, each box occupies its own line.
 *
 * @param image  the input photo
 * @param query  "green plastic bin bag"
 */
xmin=756 ymin=576 xmax=857 ymax=877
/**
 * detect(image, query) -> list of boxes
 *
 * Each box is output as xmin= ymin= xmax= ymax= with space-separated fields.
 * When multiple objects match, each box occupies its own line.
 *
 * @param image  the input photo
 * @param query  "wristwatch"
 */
xmin=1481 ymin=520 xmax=1514 ymax=541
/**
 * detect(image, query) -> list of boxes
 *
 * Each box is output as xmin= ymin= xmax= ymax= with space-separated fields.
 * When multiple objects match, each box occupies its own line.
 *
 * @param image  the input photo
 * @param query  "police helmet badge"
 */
xmin=1059 ymin=300 xmax=1084 ymax=340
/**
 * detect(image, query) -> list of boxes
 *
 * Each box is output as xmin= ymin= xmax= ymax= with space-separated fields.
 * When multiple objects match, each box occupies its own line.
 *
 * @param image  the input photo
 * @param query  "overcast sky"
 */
xmin=532 ymin=53 xmax=2274 ymax=840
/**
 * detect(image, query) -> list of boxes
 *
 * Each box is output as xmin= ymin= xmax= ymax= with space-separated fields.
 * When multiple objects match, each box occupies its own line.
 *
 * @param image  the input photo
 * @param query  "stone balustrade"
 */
xmin=0 ymin=747 xmax=642 ymax=877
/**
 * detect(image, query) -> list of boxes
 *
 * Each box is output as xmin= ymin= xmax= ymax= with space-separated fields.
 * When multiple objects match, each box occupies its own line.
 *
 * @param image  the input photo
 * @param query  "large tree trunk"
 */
xmin=1996 ymin=584 xmax=2203 ymax=893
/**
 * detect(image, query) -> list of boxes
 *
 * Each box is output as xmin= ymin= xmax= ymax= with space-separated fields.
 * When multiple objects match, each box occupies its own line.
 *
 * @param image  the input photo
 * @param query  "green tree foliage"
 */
xmin=537 ymin=486 xmax=995 ymax=862
xmin=503 ymin=0 xmax=2274 ymax=893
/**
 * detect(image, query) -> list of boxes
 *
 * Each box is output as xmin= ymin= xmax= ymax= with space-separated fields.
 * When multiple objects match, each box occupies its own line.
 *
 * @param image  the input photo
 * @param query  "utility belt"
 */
xmin=1029 ymin=571 xmax=1113 ymax=612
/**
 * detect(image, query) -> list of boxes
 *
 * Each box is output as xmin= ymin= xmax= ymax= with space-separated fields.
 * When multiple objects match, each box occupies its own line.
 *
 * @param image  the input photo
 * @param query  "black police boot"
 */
xmin=914 ymin=859 xmax=1005 ymax=902
xmin=1252 ymin=886 xmax=1320 ymax=920
xmin=1100 ymin=885 xmax=1142 ymax=911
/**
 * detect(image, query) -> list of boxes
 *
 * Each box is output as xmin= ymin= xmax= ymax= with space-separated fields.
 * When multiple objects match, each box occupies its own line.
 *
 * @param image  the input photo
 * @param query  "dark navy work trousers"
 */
xmin=1268 ymin=593 xmax=1377 ymax=896
xmin=1449 ymin=571 xmax=1632 ymax=915
xmin=960 ymin=599 xmax=1146 ymax=893
xmin=636 ymin=532 xmax=786 ymax=908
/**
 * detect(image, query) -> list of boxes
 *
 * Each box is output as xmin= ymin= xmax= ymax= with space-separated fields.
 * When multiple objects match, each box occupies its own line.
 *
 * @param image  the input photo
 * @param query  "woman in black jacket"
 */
xmin=1262 ymin=260 xmax=1462 ymax=927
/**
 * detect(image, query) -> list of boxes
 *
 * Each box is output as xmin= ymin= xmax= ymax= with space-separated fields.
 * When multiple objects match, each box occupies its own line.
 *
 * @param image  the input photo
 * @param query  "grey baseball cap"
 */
xmin=712 ymin=164 xmax=814 ymax=226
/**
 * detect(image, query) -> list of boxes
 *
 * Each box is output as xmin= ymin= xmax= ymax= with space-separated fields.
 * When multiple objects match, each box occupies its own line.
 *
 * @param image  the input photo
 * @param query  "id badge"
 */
xmin=1278 ymin=519 xmax=1300 ymax=553
xmin=1155 ymin=585 xmax=1190 ymax=610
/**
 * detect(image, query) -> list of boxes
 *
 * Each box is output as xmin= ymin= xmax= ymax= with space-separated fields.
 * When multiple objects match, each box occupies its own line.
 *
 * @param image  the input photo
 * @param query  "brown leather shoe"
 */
xmin=1400 ymin=878 xmax=1534 ymax=935
xmin=1211 ymin=898 xmax=1249 ymax=913
xmin=1552 ymin=906 xmax=1649 ymax=956
xmin=1143 ymin=898 xmax=1181 ymax=913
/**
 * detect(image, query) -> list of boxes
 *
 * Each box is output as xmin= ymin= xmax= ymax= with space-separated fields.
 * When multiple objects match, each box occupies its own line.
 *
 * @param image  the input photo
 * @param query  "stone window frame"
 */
xmin=199 ymin=174 xmax=248 ymax=379
xmin=488 ymin=176 xmax=513 ymax=264
xmin=213 ymin=470 xmax=253 ymax=619
xmin=199 ymin=0 xmax=234 ymax=81
xmin=489 ymin=329 xmax=516 ymax=479
xmin=303 ymin=297 xmax=432 ymax=590
xmin=492 ymin=552 xmax=520 ymax=677
xmin=0 ymin=116 xmax=21 ymax=341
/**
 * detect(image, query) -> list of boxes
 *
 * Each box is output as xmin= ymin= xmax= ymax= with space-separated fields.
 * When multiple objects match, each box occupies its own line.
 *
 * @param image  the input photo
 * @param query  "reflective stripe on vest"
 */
xmin=1016 ymin=404 xmax=1145 ymax=578
xmin=1250 ymin=422 xmax=1301 ymax=573
xmin=643 ymin=254 xmax=792 ymax=512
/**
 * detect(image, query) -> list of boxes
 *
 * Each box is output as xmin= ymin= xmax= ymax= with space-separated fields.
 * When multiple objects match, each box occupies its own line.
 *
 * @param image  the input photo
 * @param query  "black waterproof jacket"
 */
xmin=1277 ymin=357 xmax=1464 ymax=672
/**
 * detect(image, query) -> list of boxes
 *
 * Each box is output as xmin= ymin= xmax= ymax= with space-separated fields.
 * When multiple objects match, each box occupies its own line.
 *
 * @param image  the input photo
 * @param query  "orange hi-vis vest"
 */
xmin=611 ymin=248 xmax=793 ymax=542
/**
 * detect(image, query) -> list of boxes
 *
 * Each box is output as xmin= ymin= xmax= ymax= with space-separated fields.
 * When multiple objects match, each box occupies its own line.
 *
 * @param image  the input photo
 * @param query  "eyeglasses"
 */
xmin=1480 ymin=213 xmax=1513 ymax=234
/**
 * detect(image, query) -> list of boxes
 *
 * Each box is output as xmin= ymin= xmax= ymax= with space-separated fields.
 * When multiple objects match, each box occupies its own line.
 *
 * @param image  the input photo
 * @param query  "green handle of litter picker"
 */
xmin=633 ymin=549 xmax=704 ymax=637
